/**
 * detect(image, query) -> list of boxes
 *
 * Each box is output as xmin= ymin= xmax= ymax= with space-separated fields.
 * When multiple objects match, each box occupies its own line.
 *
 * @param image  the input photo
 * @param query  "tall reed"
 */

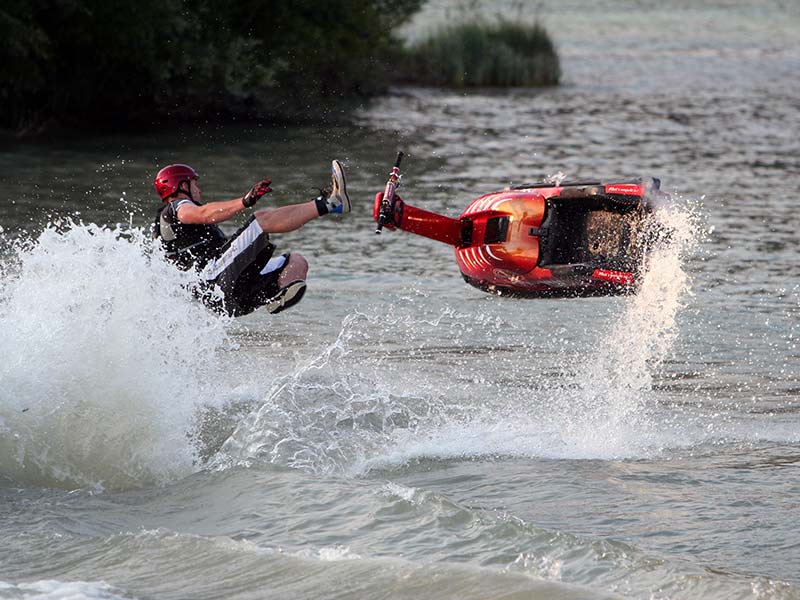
xmin=404 ymin=19 xmax=560 ymax=87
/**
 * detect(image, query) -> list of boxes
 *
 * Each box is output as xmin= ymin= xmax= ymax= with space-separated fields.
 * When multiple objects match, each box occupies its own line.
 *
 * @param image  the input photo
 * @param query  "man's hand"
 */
xmin=242 ymin=179 xmax=273 ymax=207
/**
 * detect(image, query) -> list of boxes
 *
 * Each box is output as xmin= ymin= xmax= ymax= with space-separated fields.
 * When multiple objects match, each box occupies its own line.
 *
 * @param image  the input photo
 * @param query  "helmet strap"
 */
xmin=177 ymin=180 xmax=194 ymax=200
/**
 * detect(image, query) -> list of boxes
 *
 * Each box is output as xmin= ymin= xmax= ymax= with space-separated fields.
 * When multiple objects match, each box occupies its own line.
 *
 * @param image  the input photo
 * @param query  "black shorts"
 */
xmin=201 ymin=217 xmax=289 ymax=316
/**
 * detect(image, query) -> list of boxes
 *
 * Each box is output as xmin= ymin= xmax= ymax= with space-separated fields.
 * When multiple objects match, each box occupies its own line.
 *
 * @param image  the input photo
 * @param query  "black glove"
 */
xmin=242 ymin=179 xmax=272 ymax=207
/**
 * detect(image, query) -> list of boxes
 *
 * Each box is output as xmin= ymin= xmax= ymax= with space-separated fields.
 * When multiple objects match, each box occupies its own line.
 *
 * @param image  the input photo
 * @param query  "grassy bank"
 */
xmin=0 ymin=0 xmax=422 ymax=134
xmin=403 ymin=19 xmax=560 ymax=87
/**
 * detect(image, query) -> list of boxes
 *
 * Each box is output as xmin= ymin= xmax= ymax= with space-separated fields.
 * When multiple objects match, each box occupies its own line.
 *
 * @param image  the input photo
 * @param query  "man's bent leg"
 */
xmin=259 ymin=253 xmax=308 ymax=314
xmin=278 ymin=253 xmax=309 ymax=288
xmin=230 ymin=253 xmax=309 ymax=315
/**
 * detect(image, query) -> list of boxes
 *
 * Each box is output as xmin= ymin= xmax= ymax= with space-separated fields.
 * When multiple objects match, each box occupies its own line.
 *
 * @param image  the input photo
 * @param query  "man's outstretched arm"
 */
xmin=177 ymin=179 xmax=272 ymax=225
xmin=176 ymin=198 xmax=249 ymax=225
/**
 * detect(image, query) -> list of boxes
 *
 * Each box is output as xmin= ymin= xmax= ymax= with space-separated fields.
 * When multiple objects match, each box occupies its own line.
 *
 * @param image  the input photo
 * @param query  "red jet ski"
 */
xmin=374 ymin=153 xmax=668 ymax=297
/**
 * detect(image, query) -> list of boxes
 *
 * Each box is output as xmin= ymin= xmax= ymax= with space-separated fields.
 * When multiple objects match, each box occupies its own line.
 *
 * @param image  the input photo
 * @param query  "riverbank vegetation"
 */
xmin=0 ymin=0 xmax=422 ymax=134
xmin=403 ymin=20 xmax=560 ymax=87
xmin=1 ymin=1 xmax=560 ymax=135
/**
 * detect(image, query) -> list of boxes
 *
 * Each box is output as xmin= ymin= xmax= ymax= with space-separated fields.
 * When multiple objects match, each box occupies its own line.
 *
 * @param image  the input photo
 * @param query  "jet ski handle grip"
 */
xmin=376 ymin=151 xmax=404 ymax=234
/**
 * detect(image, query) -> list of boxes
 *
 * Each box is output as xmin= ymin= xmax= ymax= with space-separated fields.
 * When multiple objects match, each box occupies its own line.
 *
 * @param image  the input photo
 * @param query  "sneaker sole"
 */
xmin=265 ymin=280 xmax=307 ymax=314
xmin=331 ymin=160 xmax=351 ymax=213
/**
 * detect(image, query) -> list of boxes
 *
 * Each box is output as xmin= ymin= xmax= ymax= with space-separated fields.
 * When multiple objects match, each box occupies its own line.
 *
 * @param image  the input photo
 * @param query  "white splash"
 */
xmin=545 ymin=171 xmax=568 ymax=186
xmin=552 ymin=202 xmax=702 ymax=457
xmin=0 ymin=221 xmax=231 ymax=490
xmin=209 ymin=200 xmax=705 ymax=474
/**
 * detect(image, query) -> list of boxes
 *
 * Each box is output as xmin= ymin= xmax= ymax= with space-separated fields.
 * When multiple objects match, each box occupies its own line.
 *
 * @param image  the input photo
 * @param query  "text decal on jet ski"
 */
xmin=604 ymin=184 xmax=642 ymax=195
xmin=592 ymin=269 xmax=635 ymax=285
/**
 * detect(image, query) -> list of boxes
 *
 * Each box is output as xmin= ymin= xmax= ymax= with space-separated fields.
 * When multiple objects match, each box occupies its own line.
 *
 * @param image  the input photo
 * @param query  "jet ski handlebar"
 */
xmin=375 ymin=151 xmax=404 ymax=234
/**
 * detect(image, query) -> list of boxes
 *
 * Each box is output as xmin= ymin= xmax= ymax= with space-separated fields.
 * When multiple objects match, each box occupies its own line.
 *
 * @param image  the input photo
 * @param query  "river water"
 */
xmin=1 ymin=1 xmax=799 ymax=598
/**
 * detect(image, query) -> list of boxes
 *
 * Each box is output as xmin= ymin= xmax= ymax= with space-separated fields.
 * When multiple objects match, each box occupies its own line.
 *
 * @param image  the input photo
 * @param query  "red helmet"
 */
xmin=153 ymin=164 xmax=198 ymax=200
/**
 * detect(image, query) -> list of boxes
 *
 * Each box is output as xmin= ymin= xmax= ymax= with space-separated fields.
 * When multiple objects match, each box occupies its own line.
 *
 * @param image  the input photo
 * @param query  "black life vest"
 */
xmin=152 ymin=198 xmax=229 ymax=271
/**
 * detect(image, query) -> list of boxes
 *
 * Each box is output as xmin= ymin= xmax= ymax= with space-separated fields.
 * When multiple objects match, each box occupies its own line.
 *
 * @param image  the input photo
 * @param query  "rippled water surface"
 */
xmin=1 ymin=1 xmax=799 ymax=598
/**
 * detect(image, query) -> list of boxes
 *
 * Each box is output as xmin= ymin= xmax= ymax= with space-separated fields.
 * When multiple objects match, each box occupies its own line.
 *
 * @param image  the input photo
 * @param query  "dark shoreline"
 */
xmin=1 ymin=81 xmax=564 ymax=142
xmin=2 ymin=1 xmax=559 ymax=140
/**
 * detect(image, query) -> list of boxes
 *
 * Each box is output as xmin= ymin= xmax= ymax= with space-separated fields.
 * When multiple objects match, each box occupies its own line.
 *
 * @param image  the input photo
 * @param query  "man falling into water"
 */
xmin=152 ymin=161 xmax=349 ymax=316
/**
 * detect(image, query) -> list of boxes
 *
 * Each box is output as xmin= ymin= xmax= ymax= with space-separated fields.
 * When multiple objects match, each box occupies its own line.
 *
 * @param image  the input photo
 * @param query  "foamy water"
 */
xmin=0 ymin=223 xmax=231 ymax=489
xmin=214 ymin=201 xmax=707 ymax=475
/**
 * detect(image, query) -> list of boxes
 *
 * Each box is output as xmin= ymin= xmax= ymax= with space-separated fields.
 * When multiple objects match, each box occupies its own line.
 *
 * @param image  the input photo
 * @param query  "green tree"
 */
xmin=0 ymin=0 xmax=422 ymax=132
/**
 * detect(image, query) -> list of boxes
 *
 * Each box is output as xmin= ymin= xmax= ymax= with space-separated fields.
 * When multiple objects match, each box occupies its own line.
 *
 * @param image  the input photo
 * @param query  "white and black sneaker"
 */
xmin=326 ymin=159 xmax=350 ymax=214
xmin=264 ymin=280 xmax=307 ymax=314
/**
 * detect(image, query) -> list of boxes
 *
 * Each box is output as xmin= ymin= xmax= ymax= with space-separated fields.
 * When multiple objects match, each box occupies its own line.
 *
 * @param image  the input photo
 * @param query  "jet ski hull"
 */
xmin=374 ymin=178 xmax=666 ymax=297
